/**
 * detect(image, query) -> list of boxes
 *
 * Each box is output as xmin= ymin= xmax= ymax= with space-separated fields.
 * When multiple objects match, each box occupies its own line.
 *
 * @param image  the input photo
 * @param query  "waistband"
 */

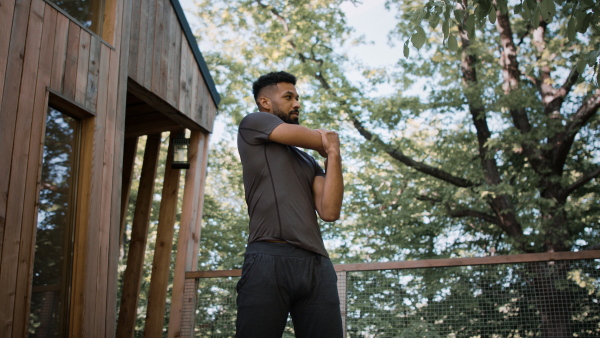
xmin=246 ymin=241 xmax=323 ymax=258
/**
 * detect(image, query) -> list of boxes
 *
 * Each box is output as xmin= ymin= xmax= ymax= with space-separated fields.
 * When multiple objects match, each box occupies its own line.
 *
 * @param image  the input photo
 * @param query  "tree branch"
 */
xmin=559 ymin=165 xmax=600 ymax=201
xmin=552 ymin=89 xmax=600 ymax=172
xmin=447 ymin=208 xmax=502 ymax=226
xmin=352 ymin=117 xmax=475 ymax=188
xmin=417 ymin=194 xmax=501 ymax=225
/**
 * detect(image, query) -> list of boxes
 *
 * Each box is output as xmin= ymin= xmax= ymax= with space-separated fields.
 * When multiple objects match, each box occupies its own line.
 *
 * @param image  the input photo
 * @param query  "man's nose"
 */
xmin=293 ymin=100 xmax=300 ymax=110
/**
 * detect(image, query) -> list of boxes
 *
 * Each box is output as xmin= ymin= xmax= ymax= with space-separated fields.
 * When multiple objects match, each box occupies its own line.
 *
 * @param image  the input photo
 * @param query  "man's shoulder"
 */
xmin=239 ymin=111 xmax=281 ymax=127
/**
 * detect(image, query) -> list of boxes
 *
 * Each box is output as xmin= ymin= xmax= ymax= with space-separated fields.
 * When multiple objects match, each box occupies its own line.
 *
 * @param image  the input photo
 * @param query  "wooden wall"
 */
xmin=0 ymin=0 xmax=128 ymax=336
xmin=0 ymin=0 xmax=218 ymax=335
xmin=127 ymin=0 xmax=218 ymax=132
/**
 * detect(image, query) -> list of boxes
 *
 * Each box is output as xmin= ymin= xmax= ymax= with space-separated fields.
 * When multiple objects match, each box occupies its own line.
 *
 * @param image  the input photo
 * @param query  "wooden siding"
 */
xmin=0 ymin=0 xmax=127 ymax=335
xmin=127 ymin=0 xmax=217 ymax=132
xmin=0 ymin=0 xmax=217 ymax=335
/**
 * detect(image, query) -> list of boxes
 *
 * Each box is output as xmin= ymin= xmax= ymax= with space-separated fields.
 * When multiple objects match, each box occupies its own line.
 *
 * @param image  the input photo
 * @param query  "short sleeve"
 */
xmin=238 ymin=112 xmax=284 ymax=145
xmin=310 ymin=155 xmax=326 ymax=177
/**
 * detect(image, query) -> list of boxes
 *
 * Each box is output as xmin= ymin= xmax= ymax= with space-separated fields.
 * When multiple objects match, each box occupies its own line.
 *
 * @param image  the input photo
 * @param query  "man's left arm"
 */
xmin=313 ymin=130 xmax=343 ymax=222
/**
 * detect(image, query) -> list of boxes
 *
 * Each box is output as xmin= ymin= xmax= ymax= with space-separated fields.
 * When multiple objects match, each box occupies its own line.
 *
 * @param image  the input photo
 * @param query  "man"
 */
xmin=236 ymin=71 xmax=344 ymax=337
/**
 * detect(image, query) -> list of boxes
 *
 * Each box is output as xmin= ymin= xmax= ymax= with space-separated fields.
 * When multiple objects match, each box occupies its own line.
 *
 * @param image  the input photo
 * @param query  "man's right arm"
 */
xmin=269 ymin=123 xmax=327 ymax=157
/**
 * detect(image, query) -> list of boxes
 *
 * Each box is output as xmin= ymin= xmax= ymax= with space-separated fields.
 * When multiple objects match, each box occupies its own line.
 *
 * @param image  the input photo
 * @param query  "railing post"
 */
xmin=337 ymin=271 xmax=347 ymax=337
xmin=179 ymin=278 xmax=199 ymax=337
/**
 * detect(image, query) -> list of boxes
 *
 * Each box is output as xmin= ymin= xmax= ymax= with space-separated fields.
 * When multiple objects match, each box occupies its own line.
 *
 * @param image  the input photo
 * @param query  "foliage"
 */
xmin=198 ymin=134 xmax=249 ymax=270
xmin=192 ymin=0 xmax=600 ymax=262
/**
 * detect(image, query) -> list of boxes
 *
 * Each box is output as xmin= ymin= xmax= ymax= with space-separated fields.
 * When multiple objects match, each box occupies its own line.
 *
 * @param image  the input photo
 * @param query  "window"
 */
xmin=28 ymin=107 xmax=80 ymax=336
xmin=50 ymin=0 xmax=106 ymax=36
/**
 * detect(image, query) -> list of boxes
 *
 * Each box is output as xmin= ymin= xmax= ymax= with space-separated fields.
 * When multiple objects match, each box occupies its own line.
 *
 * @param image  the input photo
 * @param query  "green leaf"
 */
xmin=466 ymin=14 xmax=475 ymax=37
xmin=447 ymin=34 xmax=458 ymax=51
xmin=514 ymin=4 xmax=522 ymax=14
xmin=489 ymin=8 xmax=496 ymax=24
xmin=454 ymin=9 xmax=464 ymax=23
xmin=429 ymin=16 xmax=440 ymax=29
xmin=475 ymin=4 xmax=489 ymax=20
xmin=442 ymin=20 xmax=449 ymax=39
xmin=525 ymin=0 xmax=537 ymax=11
xmin=575 ymin=10 xmax=586 ymax=31
xmin=576 ymin=59 xmax=586 ymax=73
xmin=578 ymin=13 xmax=592 ymax=33
xmin=403 ymin=40 xmax=410 ymax=58
xmin=539 ymin=0 xmax=556 ymax=22
xmin=567 ymin=17 xmax=576 ymax=42
xmin=411 ymin=26 xmax=427 ymax=49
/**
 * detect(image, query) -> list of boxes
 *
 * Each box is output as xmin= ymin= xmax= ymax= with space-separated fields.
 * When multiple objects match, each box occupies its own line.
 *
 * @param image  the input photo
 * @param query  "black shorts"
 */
xmin=235 ymin=242 xmax=343 ymax=338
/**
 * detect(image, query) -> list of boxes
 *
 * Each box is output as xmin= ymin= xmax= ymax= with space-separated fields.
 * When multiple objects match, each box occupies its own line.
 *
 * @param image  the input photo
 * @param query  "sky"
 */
xmin=178 ymin=0 xmax=404 ymax=142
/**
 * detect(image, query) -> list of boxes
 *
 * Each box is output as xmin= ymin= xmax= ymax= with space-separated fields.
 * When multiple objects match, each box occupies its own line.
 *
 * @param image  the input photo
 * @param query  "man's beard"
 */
xmin=273 ymin=105 xmax=299 ymax=125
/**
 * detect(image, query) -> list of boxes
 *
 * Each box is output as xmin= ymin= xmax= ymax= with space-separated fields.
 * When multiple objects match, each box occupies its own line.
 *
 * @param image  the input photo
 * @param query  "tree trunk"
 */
xmin=527 ymin=260 xmax=573 ymax=337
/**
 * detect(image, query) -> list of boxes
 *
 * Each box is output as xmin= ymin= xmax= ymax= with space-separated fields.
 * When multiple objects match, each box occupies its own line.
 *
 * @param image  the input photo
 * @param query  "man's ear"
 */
xmin=258 ymin=96 xmax=271 ymax=111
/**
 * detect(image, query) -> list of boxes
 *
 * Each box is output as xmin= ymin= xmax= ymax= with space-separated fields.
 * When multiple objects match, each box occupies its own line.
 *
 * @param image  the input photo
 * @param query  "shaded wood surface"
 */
xmin=116 ymin=134 xmax=161 ymax=338
xmin=144 ymin=134 xmax=182 ymax=338
xmin=0 ymin=0 xmax=217 ymax=335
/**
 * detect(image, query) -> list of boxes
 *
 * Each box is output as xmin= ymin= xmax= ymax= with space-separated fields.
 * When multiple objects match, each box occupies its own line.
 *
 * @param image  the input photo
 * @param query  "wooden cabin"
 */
xmin=0 ymin=0 xmax=220 ymax=335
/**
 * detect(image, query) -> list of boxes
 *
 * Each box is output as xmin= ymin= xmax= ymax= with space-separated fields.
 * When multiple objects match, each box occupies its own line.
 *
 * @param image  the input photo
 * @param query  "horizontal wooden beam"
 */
xmin=184 ymin=250 xmax=600 ymax=279
xmin=127 ymin=78 xmax=210 ymax=133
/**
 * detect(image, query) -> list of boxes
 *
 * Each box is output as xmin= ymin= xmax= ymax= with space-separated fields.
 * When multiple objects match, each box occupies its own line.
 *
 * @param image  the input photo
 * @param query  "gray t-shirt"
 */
xmin=237 ymin=112 xmax=328 ymax=257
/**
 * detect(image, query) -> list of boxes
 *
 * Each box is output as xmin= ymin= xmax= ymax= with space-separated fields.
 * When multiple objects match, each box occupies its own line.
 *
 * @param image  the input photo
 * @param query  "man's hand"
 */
xmin=316 ymin=129 xmax=340 ymax=159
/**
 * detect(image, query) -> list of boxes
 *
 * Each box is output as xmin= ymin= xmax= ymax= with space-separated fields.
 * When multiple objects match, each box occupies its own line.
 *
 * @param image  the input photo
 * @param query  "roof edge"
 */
xmin=170 ymin=0 xmax=221 ymax=107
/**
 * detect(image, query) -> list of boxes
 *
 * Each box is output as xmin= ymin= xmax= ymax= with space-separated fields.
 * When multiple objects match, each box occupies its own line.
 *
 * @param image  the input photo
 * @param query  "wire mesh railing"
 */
xmin=183 ymin=250 xmax=600 ymax=337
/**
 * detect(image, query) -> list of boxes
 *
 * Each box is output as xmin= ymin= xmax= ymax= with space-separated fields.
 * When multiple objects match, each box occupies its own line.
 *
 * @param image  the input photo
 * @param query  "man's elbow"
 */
xmin=320 ymin=211 xmax=340 ymax=222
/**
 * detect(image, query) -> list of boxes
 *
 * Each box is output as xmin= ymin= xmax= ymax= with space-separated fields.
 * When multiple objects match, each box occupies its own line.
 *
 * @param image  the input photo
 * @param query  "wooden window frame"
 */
xmin=29 ymin=92 xmax=90 ymax=336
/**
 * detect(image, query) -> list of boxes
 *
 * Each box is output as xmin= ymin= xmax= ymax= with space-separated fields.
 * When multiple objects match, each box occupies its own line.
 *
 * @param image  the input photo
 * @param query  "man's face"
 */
xmin=269 ymin=83 xmax=300 ymax=124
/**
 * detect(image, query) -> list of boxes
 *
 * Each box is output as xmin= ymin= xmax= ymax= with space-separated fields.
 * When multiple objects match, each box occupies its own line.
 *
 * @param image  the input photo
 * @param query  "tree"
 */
xmin=191 ymin=0 xmax=599 ymax=335
xmin=193 ymin=0 xmax=598 ymax=256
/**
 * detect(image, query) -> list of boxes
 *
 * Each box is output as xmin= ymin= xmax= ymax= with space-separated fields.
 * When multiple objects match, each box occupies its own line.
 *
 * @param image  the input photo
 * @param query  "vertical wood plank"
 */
xmin=0 ymin=0 xmax=17 ymax=108
xmin=189 ymin=133 xmax=210 ymax=267
xmin=178 ymin=39 xmax=191 ymax=117
xmin=116 ymin=134 xmax=161 ymax=338
xmin=101 ymin=0 xmax=119 ymax=45
xmin=127 ymin=0 xmax=141 ymax=79
xmin=92 ymin=43 xmax=112 ymax=338
xmin=79 ymin=47 xmax=107 ymax=338
xmin=13 ymin=5 xmax=56 ymax=337
xmin=197 ymin=78 xmax=207 ymax=128
xmin=69 ymin=116 xmax=95 ymax=337
xmin=49 ymin=13 xmax=69 ymax=92
xmin=150 ymin=0 xmax=163 ymax=93
xmin=0 ymin=0 xmax=45 ymax=334
xmin=62 ymin=21 xmax=80 ymax=100
xmin=85 ymin=36 xmax=101 ymax=111
xmin=143 ymin=0 xmax=156 ymax=89
xmin=157 ymin=1 xmax=170 ymax=99
xmin=107 ymin=0 xmax=132 ymax=331
xmin=74 ymin=31 xmax=91 ymax=106
xmin=166 ymin=9 xmax=181 ymax=107
xmin=0 ymin=0 xmax=31 ymax=268
xmin=167 ymin=130 xmax=204 ymax=337
xmin=143 ymin=134 xmax=181 ymax=338
xmin=190 ymin=62 xmax=199 ymax=122
xmin=136 ymin=0 xmax=149 ymax=83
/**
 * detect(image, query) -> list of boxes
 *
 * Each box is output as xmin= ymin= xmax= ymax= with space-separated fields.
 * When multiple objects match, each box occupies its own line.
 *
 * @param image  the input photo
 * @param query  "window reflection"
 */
xmin=50 ymin=0 xmax=105 ymax=35
xmin=29 ymin=108 xmax=80 ymax=337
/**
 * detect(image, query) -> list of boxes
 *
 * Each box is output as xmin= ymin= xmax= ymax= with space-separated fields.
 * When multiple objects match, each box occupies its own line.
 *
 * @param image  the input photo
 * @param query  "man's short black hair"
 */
xmin=252 ymin=71 xmax=297 ymax=100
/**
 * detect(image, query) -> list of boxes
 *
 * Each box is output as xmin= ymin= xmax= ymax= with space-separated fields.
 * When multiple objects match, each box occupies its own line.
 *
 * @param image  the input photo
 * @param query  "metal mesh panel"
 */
xmin=190 ymin=259 xmax=600 ymax=337
xmin=181 ymin=278 xmax=200 ymax=337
